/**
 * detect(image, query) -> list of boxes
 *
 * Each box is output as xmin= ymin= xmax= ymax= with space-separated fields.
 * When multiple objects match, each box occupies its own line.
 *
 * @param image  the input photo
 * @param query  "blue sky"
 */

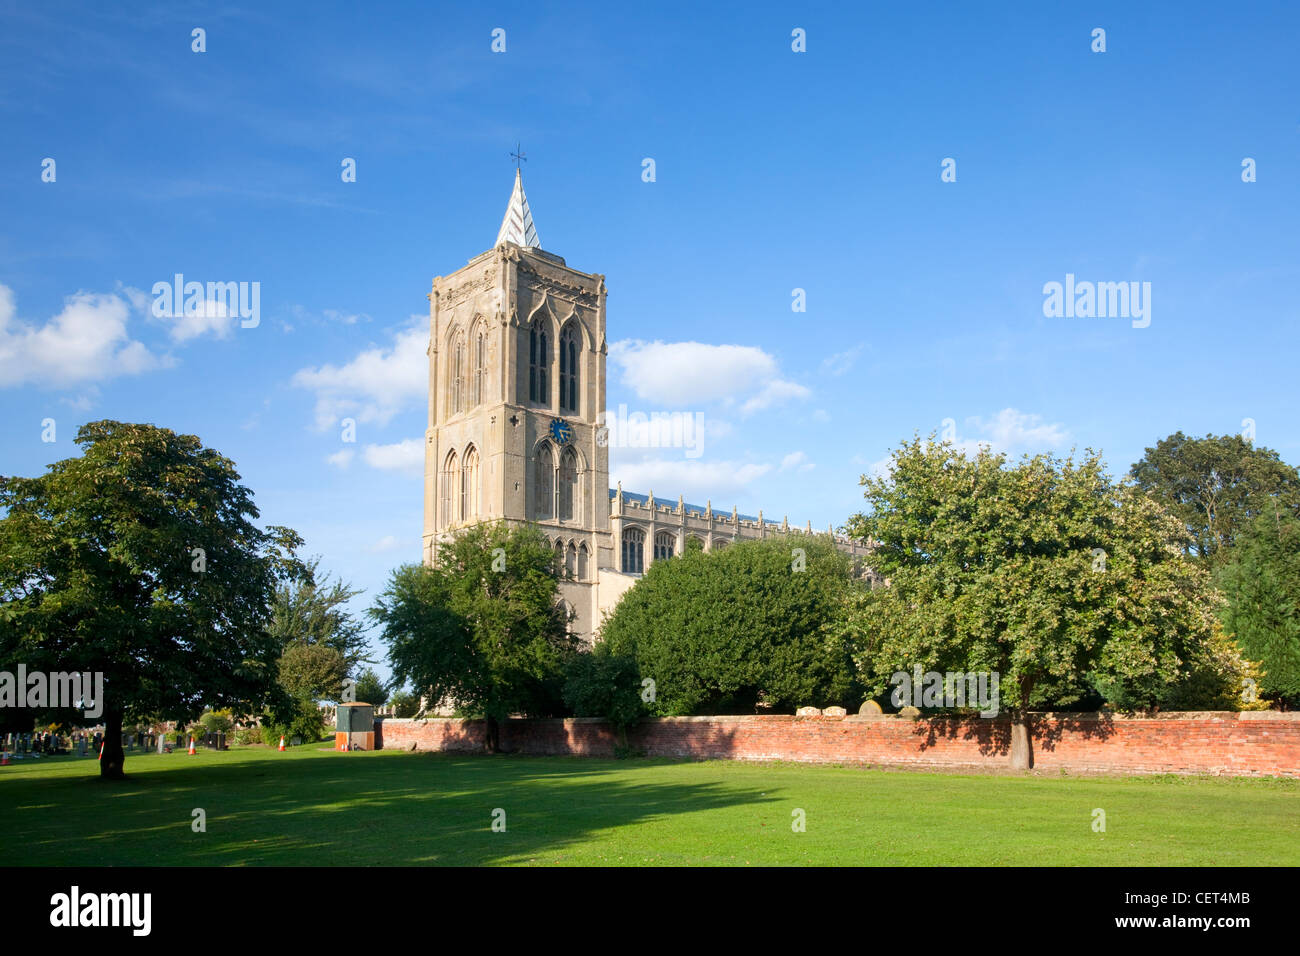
xmin=2 ymin=2 xmax=1297 ymax=677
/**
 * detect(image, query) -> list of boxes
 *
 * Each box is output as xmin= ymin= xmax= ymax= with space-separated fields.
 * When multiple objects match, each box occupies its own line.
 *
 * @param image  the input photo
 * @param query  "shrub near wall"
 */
xmin=602 ymin=535 xmax=861 ymax=715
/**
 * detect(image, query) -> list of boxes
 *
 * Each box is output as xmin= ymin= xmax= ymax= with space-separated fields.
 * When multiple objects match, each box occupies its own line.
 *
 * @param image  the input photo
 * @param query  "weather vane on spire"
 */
xmin=510 ymin=142 xmax=527 ymax=171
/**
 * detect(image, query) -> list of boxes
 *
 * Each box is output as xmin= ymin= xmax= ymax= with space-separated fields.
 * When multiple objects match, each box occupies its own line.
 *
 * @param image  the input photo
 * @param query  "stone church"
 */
xmin=422 ymin=171 xmax=870 ymax=641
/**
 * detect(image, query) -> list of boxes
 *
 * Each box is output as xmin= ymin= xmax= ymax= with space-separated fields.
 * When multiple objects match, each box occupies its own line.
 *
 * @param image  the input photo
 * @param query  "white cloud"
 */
xmin=327 ymin=448 xmax=355 ymax=468
xmin=739 ymin=378 xmax=811 ymax=414
xmin=0 ymin=284 xmax=164 ymax=388
xmin=611 ymin=458 xmax=773 ymax=502
xmin=863 ymin=408 xmax=1070 ymax=480
xmin=362 ymin=438 xmax=423 ymax=473
xmin=323 ymin=309 xmax=368 ymax=325
xmin=292 ymin=320 xmax=427 ymax=429
xmin=963 ymin=408 xmax=1069 ymax=453
xmin=780 ymin=451 xmax=815 ymax=473
xmin=608 ymin=339 xmax=808 ymax=414
xmin=168 ymin=297 xmax=236 ymax=343
xmin=287 ymin=304 xmax=371 ymax=327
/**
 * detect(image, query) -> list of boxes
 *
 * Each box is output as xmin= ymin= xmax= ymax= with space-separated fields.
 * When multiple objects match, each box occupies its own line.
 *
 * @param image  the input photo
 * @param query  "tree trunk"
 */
xmin=485 ymin=715 xmax=500 ymax=754
xmin=1009 ymin=715 xmax=1033 ymax=770
xmin=100 ymin=708 xmax=126 ymax=780
xmin=1008 ymin=675 xmax=1035 ymax=770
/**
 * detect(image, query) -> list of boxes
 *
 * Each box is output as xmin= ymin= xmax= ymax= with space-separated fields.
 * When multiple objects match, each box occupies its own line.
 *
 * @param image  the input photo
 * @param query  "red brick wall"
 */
xmin=374 ymin=712 xmax=1300 ymax=777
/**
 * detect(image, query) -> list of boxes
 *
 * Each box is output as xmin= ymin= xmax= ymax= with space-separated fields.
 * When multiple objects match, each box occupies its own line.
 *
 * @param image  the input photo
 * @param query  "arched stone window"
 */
xmin=577 ymin=542 xmax=589 ymax=580
xmin=460 ymin=445 xmax=479 ymax=521
xmin=452 ymin=331 xmax=466 ymax=414
xmin=558 ymin=446 xmax=578 ymax=521
xmin=554 ymin=538 xmax=566 ymax=574
xmin=686 ymin=535 xmax=705 ymax=553
xmin=559 ymin=322 xmax=579 ymax=413
xmin=711 ymin=537 xmax=729 ymax=551
xmin=654 ymin=531 xmax=676 ymax=562
xmin=622 ymin=527 xmax=645 ymax=574
xmin=441 ymin=449 xmax=458 ymax=526
xmin=472 ymin=329 xmax=486 ymax=406
xmin=529 ymin=324 xmax=550 ymax=404
xmin=535 ymin=443 xmax=554 ymax=519
xmin=566 ymin=541 xmax=577 ymax=578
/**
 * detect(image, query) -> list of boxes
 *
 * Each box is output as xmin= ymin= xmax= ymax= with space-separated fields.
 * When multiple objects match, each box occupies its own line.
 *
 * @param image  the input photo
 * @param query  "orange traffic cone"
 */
xmin=187 ymin=737 xmax=196 ymax=755
xmin=278 ymin=736 xmax=285 ymax=752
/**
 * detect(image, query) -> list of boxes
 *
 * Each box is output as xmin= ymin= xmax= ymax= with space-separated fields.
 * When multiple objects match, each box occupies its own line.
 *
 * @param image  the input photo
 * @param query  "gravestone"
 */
xmin=795 ymin=706 xmax=821 ymax=717
xmin=822 ymin=706 xmax=847 ymax=717
xmin=898 ymin=705 xmax=922 ymax=719
xmin=859 ymin=700 xmax=884 ymax=717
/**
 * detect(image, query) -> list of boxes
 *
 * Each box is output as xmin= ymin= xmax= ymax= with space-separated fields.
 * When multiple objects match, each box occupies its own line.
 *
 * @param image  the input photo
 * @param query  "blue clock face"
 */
xmin=550 ymin=418 xmax=574 ymax=445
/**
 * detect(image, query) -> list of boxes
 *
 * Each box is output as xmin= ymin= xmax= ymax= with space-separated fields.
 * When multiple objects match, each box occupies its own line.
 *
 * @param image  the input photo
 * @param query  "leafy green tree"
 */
xmin=261 ymin=697 xmax=326 ymax=747
xmin=198 ymin=709 xmax=234 ymax=736
xmin=388 ymin=689 xmax=420 ymax=718
xmin=0 ymin=421 xmax=302 ymax=780
xmin=276 ymin=642 xmax=348 ymax=702
xmin=563 ymin=644 xmax=645 ymax=749
xmin=353 ymin=668 xmax=388 ymax=707
xmin=1130 ymin=432 xmax=1300 ymax=567
xmin=601 ymin=535 xmax=861 ymax=716
xmin=268 ymin=557 xmax=369 ymax=673
xmin=1217 ymin=507 xmax=1300 ymax=706
xmin=845 ymin=437 xmax=1228 ymax=769
xmin=370 ymin=521 xmax=578 ymax=752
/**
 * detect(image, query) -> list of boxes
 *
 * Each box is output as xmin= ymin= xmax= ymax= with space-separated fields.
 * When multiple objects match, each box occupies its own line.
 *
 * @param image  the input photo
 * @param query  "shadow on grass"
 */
xmin=3 ymin=749 xmax=776 ymax=866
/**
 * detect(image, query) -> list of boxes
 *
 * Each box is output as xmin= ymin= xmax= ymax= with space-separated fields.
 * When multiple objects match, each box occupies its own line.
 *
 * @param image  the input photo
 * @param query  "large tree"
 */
xmin=267 ymin=557 xmax=369 ymax=673
xmin=845 ymin=437 xmax=1231 ymax=769
xmin=370 ymin=521 xmax=578 ymax=752
xmin=352 ymin=668 xmax=389 ymax=707
xmin=1216 ymin=506 xmax=1300 ymax=706
xmin=0 ymin=421 xmax=302 ymax=779
xmin=601 ymin=534 xmax=861 ymax=715
xmin=1130 ymin=431 xmax=1300 ymax=567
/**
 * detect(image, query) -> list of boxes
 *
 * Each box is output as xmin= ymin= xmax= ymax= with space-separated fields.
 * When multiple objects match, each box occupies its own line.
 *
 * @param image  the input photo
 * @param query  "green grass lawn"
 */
xmin=3 ymin=745 xmax=1297 ymax=866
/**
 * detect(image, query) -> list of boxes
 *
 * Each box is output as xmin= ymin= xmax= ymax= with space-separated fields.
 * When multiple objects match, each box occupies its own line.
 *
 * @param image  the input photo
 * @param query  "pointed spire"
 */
xmin=677 ymin=494 xmax=684 ymax=514
xmin=495 ymin=169 xmax=540 ymax=248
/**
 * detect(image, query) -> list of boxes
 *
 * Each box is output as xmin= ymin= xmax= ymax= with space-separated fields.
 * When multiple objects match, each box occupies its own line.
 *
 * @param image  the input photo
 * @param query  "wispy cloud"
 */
xmin=821 ymin=344 xmax=864 ymax=376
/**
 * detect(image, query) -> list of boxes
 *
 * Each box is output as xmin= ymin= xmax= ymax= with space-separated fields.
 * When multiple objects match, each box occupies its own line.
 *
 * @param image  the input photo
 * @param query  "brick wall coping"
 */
xmin=375 ymin=711 xmax=1298 ymax=724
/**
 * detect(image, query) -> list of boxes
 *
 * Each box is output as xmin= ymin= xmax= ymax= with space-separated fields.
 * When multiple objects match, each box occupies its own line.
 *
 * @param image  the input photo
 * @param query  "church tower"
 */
xmin=422 ymin=171 xmax=612 ymax=635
